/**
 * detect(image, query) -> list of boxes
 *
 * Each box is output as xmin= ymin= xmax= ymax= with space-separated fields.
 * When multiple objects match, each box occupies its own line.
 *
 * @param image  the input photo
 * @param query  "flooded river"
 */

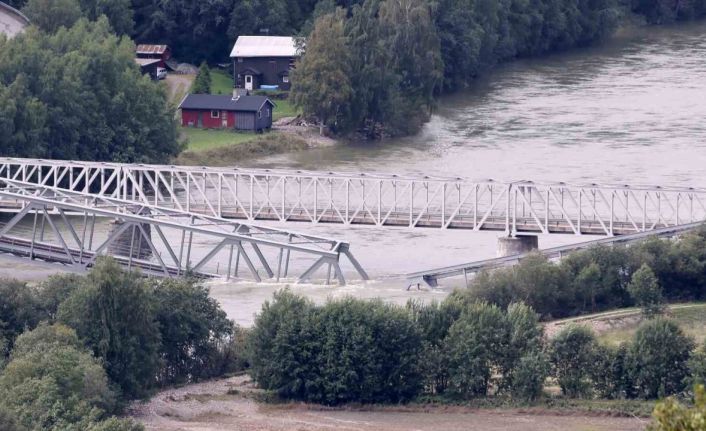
xmin=4 ymin=22 xmax=706 ymax=325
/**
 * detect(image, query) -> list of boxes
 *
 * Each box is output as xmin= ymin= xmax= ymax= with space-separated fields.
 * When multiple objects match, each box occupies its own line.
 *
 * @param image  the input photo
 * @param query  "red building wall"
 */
xmin=181 ymin=109 xmax=236 ymax=129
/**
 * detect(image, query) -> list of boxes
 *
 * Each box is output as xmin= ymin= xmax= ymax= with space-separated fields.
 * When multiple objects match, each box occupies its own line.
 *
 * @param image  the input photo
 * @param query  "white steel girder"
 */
xmin=0 ymin=158 xmax=705 ymax=236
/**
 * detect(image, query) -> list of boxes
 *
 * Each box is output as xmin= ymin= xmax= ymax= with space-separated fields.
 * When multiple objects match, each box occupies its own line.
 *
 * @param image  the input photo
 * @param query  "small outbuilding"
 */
xmin=136 ymin=44 xmax=171 ymax=68
xmin=134 ymin=58 xmax=161 ymax=79
xmin=179 ymin=94 xmax=275 ymax=131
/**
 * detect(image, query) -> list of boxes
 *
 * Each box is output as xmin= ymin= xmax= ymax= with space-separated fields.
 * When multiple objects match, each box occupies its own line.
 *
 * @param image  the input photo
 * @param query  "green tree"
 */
xmin=549 ymin=325 xmax=597 ymax=398
xmin=445 ymin=301 xmax=509 ymax=398
xmin=80 ymin=0 xmax=135 ymax=35
xmin=58 ymin=258 xmax=161 ymax=399
xmin=650 ymin=384 xmax=706 ymax=431
xmin=22 ymin=0 xmax=83 ymax=33
xmin=509 ymin=350 xmax=550 ymax=401
xmin=628 ymin=264 xmax=664 ymax=318
xmin=291 ymin=9 xmax=352 ymax=133
xmin=591 ymin=343 xmax=633 ymax=399
xmin=0 ymin=76 xmax=48 ymax=158
xmin=689 ymin=344 xmax=706 ymax=388
xmin=0 ymin=279 xmax=45 ymax=359
xmin=0 ymin=325 xmax=116 ymax=431
xmin=192 ymin=62 xmax=212 ymax=94
xmin=0 ymin=18 xmax=180 ymax=162
xmin=628 ymin=318 xmax=695 ymax=399
xmin=152 ymin=278 xmax=234 ymax=385
xmin=35 ymin=274 xmax=84 ymax=321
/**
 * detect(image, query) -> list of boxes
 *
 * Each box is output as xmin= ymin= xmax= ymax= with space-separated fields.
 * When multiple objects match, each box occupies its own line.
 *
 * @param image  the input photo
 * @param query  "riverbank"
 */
xmin=129 ymin=375 xmax=649 ymax=431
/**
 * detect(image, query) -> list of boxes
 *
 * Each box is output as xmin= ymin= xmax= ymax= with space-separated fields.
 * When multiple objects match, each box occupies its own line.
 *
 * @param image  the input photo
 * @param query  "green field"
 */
xmin=272 ymin=99 xmax=298 ymax=121
xmin=181 ymin=127 xmax=257 ymax=152
xmin=596 ymin=303 xmax=706 ymax=346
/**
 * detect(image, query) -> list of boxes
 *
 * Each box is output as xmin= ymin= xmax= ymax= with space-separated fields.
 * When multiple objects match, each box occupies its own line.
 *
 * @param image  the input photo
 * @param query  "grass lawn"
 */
xmin=597 ymin=303 xmax=706 ymax=346
xmin=210 ymin=69 xmax=234 ymax=95
xmin=272 ymin=98 xmax=299 ymax=121
xmin=181 ymin=127 xmax=257 ymax=152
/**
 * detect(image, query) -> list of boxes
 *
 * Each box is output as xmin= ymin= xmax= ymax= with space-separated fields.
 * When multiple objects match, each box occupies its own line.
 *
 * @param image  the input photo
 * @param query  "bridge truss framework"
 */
xmin=0 ymin=179 xmax=368 ymax=284
xmin=1 ymin=158 xmax=704 ymax=236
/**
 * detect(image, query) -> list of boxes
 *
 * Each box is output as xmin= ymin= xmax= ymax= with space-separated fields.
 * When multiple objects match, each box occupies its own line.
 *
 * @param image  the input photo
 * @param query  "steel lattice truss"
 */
xmin=1 ymin=158 xmax=706 ymax=236
xmin=0 ymin=179 xmax=368 ymax=284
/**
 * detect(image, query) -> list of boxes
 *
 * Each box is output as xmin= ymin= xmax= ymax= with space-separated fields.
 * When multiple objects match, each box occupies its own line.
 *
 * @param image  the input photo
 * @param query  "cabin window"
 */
xmin=258 ymin=110 xmax=262 ymax=119
xmin=211 ymin=110 xmax=219 ymax=119
xmin=265 ymin=108 xmax=270 ymax=118
xmin=282 ymin=76 xmax=289 ymax=83
xmin=237 ymin=58 xmax=243 ymax=63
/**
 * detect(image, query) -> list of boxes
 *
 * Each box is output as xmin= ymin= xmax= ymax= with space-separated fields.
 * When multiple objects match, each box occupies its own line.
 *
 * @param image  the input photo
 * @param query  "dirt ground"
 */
xmin=130 ymin=376 xmax=648 ymax=431
xmin=164 ymin=73 xmax=195 ymax=106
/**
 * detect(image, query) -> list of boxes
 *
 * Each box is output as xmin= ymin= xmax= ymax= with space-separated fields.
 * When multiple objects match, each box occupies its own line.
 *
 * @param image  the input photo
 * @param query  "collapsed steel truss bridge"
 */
xmin=0 ymin=179 xmax=368 ymax=284
xmin=0 ymin=158 xmax=704 ymax=236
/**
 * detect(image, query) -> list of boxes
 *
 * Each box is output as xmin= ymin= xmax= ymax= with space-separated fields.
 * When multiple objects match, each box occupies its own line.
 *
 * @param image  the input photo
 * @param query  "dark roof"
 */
xmin=179 ymin=94 xmax=274 ymax=112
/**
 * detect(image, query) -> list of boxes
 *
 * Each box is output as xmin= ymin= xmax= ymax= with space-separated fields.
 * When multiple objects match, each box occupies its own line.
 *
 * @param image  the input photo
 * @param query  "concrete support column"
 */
xmin=497 ymin=235 xmax=539 ymax=257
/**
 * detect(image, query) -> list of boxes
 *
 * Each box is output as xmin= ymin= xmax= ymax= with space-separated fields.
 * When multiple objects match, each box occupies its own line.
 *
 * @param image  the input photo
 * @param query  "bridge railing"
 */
xmin=1 ymin=158 xmax=705 ymax=235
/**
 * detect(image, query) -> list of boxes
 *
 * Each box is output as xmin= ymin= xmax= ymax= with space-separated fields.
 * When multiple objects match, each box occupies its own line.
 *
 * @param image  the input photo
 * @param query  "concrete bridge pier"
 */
xmin=497 ymin=235 xmax=539 ymax=257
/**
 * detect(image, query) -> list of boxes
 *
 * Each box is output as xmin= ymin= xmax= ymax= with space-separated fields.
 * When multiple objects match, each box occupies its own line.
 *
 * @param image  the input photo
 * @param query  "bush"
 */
xmin=58 ymin=259 xmax=161 ymax=399
xmin=549 ymin=325 xmax=597 ymax=398
xmin=650 ymin=384 xmax=706 ymax=431
xmin=0 ymin=325 xmax=116 ymax=431
xmin=445 ymin=302 xmax=508 ymax=398
xmin=628 ymin=264 xmax=664 ymax=318
xmin=152 ymin=278 xmax=234 ymax=386
xmin=249 ymin=291 xmax=423 ymax=405
xmin=628 ymin=318 xmax=695 ymax=399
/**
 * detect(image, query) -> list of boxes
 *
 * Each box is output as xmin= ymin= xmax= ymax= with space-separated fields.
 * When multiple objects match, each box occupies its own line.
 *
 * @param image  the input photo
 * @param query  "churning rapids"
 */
xmin=3 ymin=22 xmax=706 ymax=324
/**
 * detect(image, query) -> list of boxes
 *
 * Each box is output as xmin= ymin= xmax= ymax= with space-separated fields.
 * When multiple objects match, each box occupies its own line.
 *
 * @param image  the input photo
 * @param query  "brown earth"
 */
xmin=130 ymin=376 xmax=648 ymax=431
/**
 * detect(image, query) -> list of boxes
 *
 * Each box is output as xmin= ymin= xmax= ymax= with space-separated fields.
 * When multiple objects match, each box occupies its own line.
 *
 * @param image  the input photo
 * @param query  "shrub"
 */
xmin=58 ymin=258 xmax=161 ymax=399
xmin=549 ymin=325 xmax=597 ymax=398
xmin=650 ymin=384 xmax=706 ymax=431
xmin=151 ymin=278 xmax=234 ymax=386
xmin=10 ymin=322 xmax=85 ymax=358
xmin=445 ymin=302 xmax=508 ymax=398
xmin=628 ymin=264 xmax=664 ymax=318
xmin=628 ymin=318 xmax=695 ymax=399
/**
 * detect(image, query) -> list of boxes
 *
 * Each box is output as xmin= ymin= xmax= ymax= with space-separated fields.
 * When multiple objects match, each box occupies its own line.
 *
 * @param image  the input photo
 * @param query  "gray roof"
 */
xmin=179 ymin=94 xmax=274 ymax=112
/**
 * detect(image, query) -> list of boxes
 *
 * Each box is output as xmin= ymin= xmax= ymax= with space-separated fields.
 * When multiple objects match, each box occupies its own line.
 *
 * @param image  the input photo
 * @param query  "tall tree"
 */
xmin=22 ymin=0 xmax=83 ymax=33
xmin=291 ymin=9 xmax=352 ymax=133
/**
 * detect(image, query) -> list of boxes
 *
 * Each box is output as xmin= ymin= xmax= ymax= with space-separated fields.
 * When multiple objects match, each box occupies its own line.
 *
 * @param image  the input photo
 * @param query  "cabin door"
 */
xmin=244 ymin=75 xmax=253 ymax=91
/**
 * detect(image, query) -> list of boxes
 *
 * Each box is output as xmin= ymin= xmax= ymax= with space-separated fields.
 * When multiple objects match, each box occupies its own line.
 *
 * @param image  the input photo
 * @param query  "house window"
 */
xmin=237 ymin=58 xmax=243 ymax=63
xmin=282 ymin=76 xmax=289 ymax=83
xmin=211 ymin=110 xmax=219 ymax=119
xmin=258 ymin=110 xmax=262 ymax=119
xmin=265 ymin=108 xmax=270 ymax=118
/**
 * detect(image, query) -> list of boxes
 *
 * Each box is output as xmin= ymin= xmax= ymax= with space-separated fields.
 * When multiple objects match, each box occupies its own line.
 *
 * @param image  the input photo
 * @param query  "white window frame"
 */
xmin=258 ymin=110 xmax=262 ymax=119
xmin=211 ymin=110 xmax=220 ymax=119
xmin=282 ymin=75 xmax=289 ymax=83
